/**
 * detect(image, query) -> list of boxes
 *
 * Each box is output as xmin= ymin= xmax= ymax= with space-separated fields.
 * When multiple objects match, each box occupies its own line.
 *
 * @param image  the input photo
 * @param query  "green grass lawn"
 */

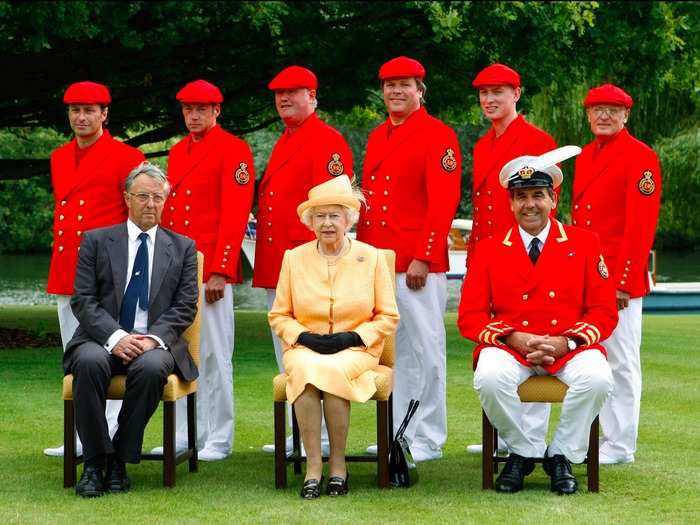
xmin=0 ymin=306 xmax=698 ymax=524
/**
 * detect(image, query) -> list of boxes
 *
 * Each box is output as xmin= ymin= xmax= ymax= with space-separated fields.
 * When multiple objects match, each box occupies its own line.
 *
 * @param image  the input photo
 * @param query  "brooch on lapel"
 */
xmin=234 ymin=162 xmax=250 ymax=185
xmin=638 ymin=169 xmax=655 ymax=196
xmin=441 ymin=148 xmax=457 ymax=172
xmin=598 ymin=255 xmax=609 ymax=279
xmin=327 ymin=153 xmax=344 ymax=176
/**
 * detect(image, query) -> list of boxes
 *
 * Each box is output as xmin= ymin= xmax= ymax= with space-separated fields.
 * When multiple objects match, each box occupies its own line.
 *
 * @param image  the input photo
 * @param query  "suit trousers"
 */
xmin=67 ymin=342 xmax=174 ymax=463
xmin=393 ymin=273 xmax=447 ymax=453
xmin=267 ymin=289 xmax=329 ymax=447
xmin=57 ymin=295 xmax=121 ymax=444
xmin=173 ymin=284 xmax=234 ymax=452
xmin=599 ymin=297 xmax=643 ymax=461
xmin=474 ymin=347 xmax=613 ymax=463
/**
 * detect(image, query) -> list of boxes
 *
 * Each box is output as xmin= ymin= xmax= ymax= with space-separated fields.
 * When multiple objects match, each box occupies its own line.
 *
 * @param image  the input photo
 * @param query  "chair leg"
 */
xmin=274 ymin=401 xmax=288 ymax=488
xmin=63 ymin=400 xmax=76 ymax=488
xmin=388 ymin=393 xmax=394 ymax=444
xmin=587 ymin=416 xmax=600 ymax=492
xmin=493 ymin=427 xmax=500 ymax=474
xmin=482 ymin=410 xmax=495 ymax=490
xmin=187 ymin=392 xmax=198 ymax=472
xmin=377 ymin=399 xmax=390 ymax=488
xmin=163 ymin=400 xmax=176 ymax=487
xmin=291 ymin=405 xmax=301 ymax=475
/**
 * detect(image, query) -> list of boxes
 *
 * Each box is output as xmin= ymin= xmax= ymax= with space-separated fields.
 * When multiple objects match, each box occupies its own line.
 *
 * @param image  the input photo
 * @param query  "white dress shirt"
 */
xmin=519 ymin=219 xmax=552 ymax=255
xmin=104 ymin=220 xmax=165 ymax=353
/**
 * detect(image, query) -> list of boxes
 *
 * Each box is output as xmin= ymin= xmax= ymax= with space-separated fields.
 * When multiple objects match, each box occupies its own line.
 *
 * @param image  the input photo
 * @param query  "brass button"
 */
xmin=186 ymin=189 xmax=191 ymax=196
xmin=522 ymin=320 xmax=529 ymax=327
xmin=549 ymin=291 xmax=555 ymax=298
xmin=382 ymin=206 xmax=387 ymax=211
xmin=269 ymin=191 xmax=274 ymax=196
xmin=384 ymin=190 xmax=389 ymax=196
xmin=58 ymin=246 xmax=64 ymax=252
xmin=61 ymin=200 xmax=67 ymax=206
xmin=551 ymin=319 xmax=558 ymax=326
xmin=224 ymin=251 xmax=229 ymax=255
xmin=221 ymin=264 xmax=226 ymax=268
xmin=77 ymin=215 xmax=83 ymax=221
xmin=184 ymin=220 xmax=190 ymax=226
xmin=268 ymin=206 xmax=272 ymax=212
xmin=369 ymin=190 xmax=374 ymax=195
xmin=487 ymin=220 xmax=492 ymax=225
xmin=487 ymin=205 xmax=492 ymax=211
xmin=587 ymin=204 xmax=592 ymax=210
xmin=223 ymin=258 xmax=228 ymax=262
xmin=487 ymin=190 xmax=492 ymax=196
xmin=620 ymin=280 xmax=626 ymax=285
xmin=170 ymin=206 xmax=175 ymax=211
xmin=586 ymin=220 xmax=591 ymax=226
xmin=385 ymin=175 xmax=390 ymax=181
xmin=185 ymin=205 xmax=191 ymax=212
xmin=522 ymin=294 xmax=528 ymax=300
xmin=77 ymin=231 xmax=81 ymax=236
xmin=381 ymin=221 xmax=386 ymax=227
xmin=476 ymin=191 xmax=480 ymax=197
xmin=79 ymin=200 xmax=85 ymax=206
xmin=58 ymin=230 xmax=63 ymax=236
xmin=59 ymin=214 xmax=65 ymax=221
xmin=623 ymin=273 xmax=628 ymax=278
xmin=573 ymin=220 xmax=577 ymax=225
xmin=370 ymin=175 xmax=375 ymax=180
xmin=226 ymin=245 xmax=231 ymax=249
xmin=365 ymin=220 xmax=370 ymax=226
xmin=574 ymin=204 xmax=579 ymax=210
xmin=267 ymin=222 xmax=272 ymax=227
xmin=625 ymin=267 xmax=629 ymax=272
xmin=169 ymin=221 xmax=174 ymax=226
xmin=268 ymin=237 xmax=272 ymax=242
xmin=172 ymin=191 xmax=177 ymax=197
xmin=425 ymin=251 xmax=431 ymax=256
xmin=475 ymin=207 xmax=479 ymax=212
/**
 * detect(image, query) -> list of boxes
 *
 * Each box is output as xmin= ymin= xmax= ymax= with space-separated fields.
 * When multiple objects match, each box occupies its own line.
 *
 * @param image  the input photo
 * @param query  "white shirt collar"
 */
xmin=519 ymin=219 xmax=551 ymax=251
xmin=127 ymin=219 xmax=158 ymax=244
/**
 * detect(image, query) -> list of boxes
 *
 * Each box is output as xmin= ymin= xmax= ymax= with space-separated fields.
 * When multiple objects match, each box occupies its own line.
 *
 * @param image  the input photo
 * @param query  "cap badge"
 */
xmin=638 ymin=170 xmax=655 ymax=196
xmin=598 ymin=255 xmax=609 ymax=279
xmin=441 ymin=148 xmax=457 ymax=172
xmin=235 ymin=162 xmax=250 ymax=185
xmin=518 ymin=167 xmax=535 ymax=179
xmin=327 ymin=153 xmax=344 ymax=177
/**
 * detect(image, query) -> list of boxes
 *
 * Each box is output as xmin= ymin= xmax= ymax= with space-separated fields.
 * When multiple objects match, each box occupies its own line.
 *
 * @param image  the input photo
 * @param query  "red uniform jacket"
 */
xmin=163 ymin=125 xmax=254 ymax=283
xmin=356 ymin=107 xmax=461 ymax=272
xmin=572 ymin=128 xmax=661 ymax=298
xmin=469 ymin=115 xmax=556 ymax=264
xmin=252 ymin=113 xmax=353 ymax=288
xmin=47 ymin=130 xmax=144 ymax=295
xmin=458 ymin=220 xmax=618 ymax=374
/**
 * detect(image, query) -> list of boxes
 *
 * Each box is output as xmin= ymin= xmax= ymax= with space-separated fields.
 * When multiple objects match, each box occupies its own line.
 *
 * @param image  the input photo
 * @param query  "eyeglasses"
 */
xmin=590 ymin=106 xmax=626 ymax=117
xmin=129 ymin=192 xmax=165 ymax=204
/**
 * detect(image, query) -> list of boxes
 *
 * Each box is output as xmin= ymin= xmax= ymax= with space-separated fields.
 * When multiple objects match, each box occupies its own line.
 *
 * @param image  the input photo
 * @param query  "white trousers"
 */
xmin=393 ymin=273 xmax=447 ymax=453
xmin=474 ymin=347 xmax=613 ymax=463
xmin=57 ymin=295 xmax=121 ymax=444
xmin=267 ymin=289 xmax=329 ymax=446
xmin=174 ymin=284 xmax=234 ymax=452
xmin=599 ymin=297 xmax=643 ymax=460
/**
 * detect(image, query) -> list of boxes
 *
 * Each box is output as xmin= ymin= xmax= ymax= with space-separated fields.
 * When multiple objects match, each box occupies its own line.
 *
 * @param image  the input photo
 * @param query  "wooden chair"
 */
xmin=273 ymin=249 xmax=397 ymax=489
xmin=63 ymin=250 xmax=203 ymax=488
xmin=482 ymin=375 xmax=600 ymax=492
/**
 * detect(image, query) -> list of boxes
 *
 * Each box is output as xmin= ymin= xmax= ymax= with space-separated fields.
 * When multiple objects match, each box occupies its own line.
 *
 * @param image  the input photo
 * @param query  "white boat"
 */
xmin=241 ymin=218 xmax=472 ymax=280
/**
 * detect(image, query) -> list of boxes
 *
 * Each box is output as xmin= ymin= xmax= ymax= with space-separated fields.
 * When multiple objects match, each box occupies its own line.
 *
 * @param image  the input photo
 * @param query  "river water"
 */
xmin=1 ymin=252 xmax=698 ymax=312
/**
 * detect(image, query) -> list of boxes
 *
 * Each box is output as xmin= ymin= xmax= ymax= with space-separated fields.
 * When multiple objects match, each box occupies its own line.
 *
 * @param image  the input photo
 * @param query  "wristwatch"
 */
xmin=566 ymin=337 xmax=578 ymax=351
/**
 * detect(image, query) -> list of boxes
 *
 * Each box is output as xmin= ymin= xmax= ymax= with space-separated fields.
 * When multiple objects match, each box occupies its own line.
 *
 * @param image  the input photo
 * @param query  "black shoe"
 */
xmin=543 ymin=454 xmax=578 ymax=495
xmin=326 ymin=473 xmax=349 ymax=497
xmin=76 ymin=466 xmax=105 ymax=498
xmin=495 ymin=453 xmax=535 ymax=493
xmin=300 ymin=476 xmax=324 ymax=499
xmin=106 ymin=457 xmax=131 ymax=493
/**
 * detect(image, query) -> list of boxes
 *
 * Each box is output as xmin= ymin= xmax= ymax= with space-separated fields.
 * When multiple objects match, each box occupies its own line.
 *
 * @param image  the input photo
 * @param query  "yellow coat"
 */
xmin=268 ymin=239 xmax=400 ymax=402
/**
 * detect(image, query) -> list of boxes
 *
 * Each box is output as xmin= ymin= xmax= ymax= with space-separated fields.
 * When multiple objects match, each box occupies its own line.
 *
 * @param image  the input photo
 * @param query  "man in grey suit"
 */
xmin=64 ymin=161 xmax=198 ymax=497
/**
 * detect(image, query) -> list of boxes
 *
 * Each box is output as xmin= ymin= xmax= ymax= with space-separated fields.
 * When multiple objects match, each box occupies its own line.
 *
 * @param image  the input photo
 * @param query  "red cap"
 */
xmin=176 ymin=80 xmax=223 ymax=104
xmin=268 ymin=66 xmax=318 ymax=90
xmin=471 ymin=64 xmax=521 ymax=88
xmin=379 ymin=56 xmax=426 ymax=80
xmin=584 ymin=83 xmax=633 ymax=109
xmin=63 ymin=81 xmax=111 ymax=105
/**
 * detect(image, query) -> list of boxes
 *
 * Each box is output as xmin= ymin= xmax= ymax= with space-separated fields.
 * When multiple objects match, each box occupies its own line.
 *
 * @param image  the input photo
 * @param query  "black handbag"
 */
xmin=389 ymin=399 xmax=420 ymax=488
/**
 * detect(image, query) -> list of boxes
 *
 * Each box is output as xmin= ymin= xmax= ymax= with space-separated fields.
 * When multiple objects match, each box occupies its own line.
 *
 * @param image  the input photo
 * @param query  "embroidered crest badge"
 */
xmin=441 ymin=148 xmax=457 ymax=172
xmin=638 ymin=170 xmax=655 ymax=196
xmin=518 ymin=167 xmax=535 ymax=179
xmin=598 ymin=255 xmax=609 ymax=279
xmin=234 ymin=162 xmax=250 ymax=185
xmin=327 ymin=153 xmax=344 ymax=176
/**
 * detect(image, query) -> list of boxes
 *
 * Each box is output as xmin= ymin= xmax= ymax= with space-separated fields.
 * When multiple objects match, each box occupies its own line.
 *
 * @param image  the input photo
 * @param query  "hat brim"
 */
xmin=296 ymin=195 xmax=361 ymax=218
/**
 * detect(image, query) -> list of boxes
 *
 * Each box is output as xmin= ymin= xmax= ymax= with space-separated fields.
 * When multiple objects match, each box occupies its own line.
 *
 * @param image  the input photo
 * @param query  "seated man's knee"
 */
xmin=130 ymin=350 xmax=172 ymax=381
xmin=474 ymin=361 xmax=517 ymax=397
xmin=71 ymin=342 xmax=111 ymax=377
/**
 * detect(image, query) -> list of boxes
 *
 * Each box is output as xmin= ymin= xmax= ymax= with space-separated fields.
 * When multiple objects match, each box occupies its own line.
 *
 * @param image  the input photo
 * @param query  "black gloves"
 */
xmin=297 ymin=331 xmax=364 ymax=354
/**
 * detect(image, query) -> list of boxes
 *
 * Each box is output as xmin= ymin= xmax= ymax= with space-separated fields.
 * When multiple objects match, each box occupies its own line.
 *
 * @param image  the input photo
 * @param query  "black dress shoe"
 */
xmin=300 ymin=476 xmax=324 ymax=499
xmin=326 ymin=473 xmax=349 ymax=497
xmin=106 ymin=457 xmax=131 ymax=493
xmin=76 ymin=466 xmax=105 ymax=498
xmin=495 ymin=453 xmax=535 ymax=493
xmin=543 ymin=454 xmax=578 ymax=495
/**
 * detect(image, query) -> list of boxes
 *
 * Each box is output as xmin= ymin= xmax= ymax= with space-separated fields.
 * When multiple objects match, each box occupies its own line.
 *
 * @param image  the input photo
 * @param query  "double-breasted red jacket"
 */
xmin=356 ymin=107 xmax=461 ymax=273
xmin=47 ymin=130 xmax=144 ymax=295
xmin=252 ymin=113 xmax=353 ymax=289
xmin=458 ymin=220 xmax=618 ymax=374
xmin=469 ymin=115 xmax=556 ymax=264
xmin=163 ymin=125 xmax=254 ymax=283
xmin=572 ymin=128 xmax=661 ymax=298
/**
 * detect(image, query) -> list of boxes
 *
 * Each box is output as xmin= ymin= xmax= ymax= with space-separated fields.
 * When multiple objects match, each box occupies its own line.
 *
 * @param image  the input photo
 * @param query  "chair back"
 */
xmin=182 ymin=251 xmax=204 ymax=367
xmin=378 ymin=249 xmax=396 ymax=368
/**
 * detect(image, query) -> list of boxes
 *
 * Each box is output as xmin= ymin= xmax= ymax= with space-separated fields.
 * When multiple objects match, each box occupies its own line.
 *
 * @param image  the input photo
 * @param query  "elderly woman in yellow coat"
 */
xmin=269 ymin=175 xmax=400 ymax=499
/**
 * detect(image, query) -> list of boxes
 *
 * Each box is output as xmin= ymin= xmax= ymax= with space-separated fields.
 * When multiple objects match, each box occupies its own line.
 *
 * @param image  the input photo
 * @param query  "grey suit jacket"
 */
xmin=65 ymin=222 xmax=199 ymax=381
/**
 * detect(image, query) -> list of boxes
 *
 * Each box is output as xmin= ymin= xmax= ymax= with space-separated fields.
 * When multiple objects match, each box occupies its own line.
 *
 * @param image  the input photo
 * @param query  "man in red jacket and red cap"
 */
xmin=256 ymin=65 xmax=354 ymax=456
xmin=357 ymin=56 xmax=461 ymax=461
xmin=44 ymin=81 xmax=145 ymax=458
xmin=458 ymin=145 xmax=617 ymax=494
xmin=157 ymin=79 xmax=255 ymax=461
xmin=466 ymin=63 xmax=557 ymax=455
xmin=573 ymin=83 xmax=661 ymax=464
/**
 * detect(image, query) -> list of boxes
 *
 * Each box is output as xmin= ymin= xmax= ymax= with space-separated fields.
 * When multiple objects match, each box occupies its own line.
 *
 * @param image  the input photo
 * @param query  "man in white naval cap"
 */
xmin=457 ymin=146 xmax=617 ymax=494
